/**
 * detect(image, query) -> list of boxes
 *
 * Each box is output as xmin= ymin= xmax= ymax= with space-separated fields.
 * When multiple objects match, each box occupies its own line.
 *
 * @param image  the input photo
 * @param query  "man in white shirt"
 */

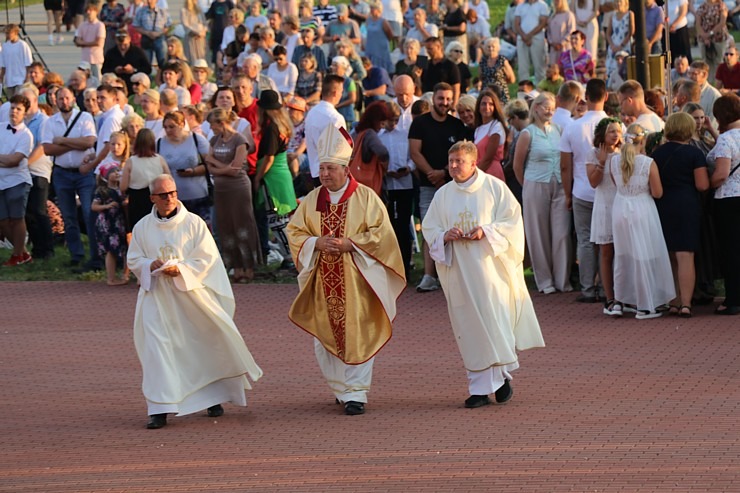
xmin=514 ymin=0 xmax=549 ymax=84
xmin=560 ymin=78 xmax=608 ymax=303
xmin=689 ymin=60 xmax=722 ymax=119
xmin=41 ymin=87 xmax=99 ymax=269
xmin=0 ymin=25 xmax=33 ymax=98
xmin=553 ymin=81 xmax=582 ymax=132
xmin=19 ymin=84 xmax=55 ymax=260
xmin=617 ymin=80 xmax=665 ymax=132
xmin=393 ymin=75 xmax=418 ymax=132
xmin=0 ymin=94 xmax=34 ymax=266
xmin=85 ymin=84 xmax=125 ymax=171
xmin=304 ymin=74 xmax=345 ymax=185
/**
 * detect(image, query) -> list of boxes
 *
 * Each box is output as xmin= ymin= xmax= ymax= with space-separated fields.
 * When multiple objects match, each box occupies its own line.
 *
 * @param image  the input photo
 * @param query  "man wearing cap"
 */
xmin=102 ymin=29 xmax=152 ymax=94
xmin=287 ymin=125 xmax=405 ymax=416
xmin=128 ymin=174 xmax=263 ymax=430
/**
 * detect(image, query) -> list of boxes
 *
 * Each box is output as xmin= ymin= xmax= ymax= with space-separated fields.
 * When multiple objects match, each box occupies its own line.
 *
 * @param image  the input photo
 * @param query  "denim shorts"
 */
xmin=0 ymin=182 xmax=31 ymax=220
xmin=419 ymin=186 xmax=437 ymax=221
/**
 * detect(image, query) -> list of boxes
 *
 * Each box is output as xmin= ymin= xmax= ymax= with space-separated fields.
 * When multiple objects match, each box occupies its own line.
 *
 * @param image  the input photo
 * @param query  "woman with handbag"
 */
xmin=157 ymin=111 xmax=212 ymax=227
xmin=349 ymin=101 xmax=390 ymax=198
xmin=205 ymin=108 xmax=262 ymax=283
xmin=253 ymin=91 xmax=297 ymax=263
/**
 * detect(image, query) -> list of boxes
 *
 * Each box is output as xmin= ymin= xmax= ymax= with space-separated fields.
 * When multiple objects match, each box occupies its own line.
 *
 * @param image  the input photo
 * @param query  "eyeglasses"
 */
xmin=132 ymin=82 xmax=140 ymax=86
xmin=725 ymin=52 xmax=736 ymax=57
xmin=154 ymin=190 xmax=177 ymax=200
xmin=451 ymin=49 xmax=463 ymax=53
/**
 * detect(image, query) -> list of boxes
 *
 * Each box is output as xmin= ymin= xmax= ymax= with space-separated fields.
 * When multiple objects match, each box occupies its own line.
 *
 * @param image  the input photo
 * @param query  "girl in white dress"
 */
xmin=587 ymin=118 xmax=623 ymax=316
xmin=611 ymin=124 xmax=676 ymax=319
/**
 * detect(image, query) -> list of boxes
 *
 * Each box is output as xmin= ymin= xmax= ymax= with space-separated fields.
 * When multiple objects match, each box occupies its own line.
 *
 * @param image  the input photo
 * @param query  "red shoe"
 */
xmin=3 ymin=252 xmax=32 ymax=266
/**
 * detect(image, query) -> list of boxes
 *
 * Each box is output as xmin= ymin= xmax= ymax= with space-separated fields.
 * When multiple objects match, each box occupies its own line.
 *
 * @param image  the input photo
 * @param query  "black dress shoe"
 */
xmin=715 ymin=305 xmax=740 ymax=316
xmin=494 ymin=379 xmax=513 ymax=404
xmin=146 ymin=413 xmax=167 ymax=429
xmin=344 ymin=401 xmax=365 ymax=415
xmin=207 ymin=404 xmax=224 ymax=417
xmin=464 ymin=395 xmax=492 ymax=408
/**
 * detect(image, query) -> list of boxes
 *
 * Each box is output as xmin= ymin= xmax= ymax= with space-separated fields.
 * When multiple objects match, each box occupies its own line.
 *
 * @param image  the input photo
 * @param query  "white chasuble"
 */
xmin=422 ymin=171 xmax=545 ymax=372
xmin=127 ymin=203 xmax=263 ymax=412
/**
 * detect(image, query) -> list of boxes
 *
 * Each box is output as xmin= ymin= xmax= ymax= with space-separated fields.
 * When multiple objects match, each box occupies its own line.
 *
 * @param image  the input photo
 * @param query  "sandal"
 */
xmin=678 ymin=306 xmax=692 ymax=318
xmin=668 ymin=305 xmax=680 ymax=315
xmin=603 ymin=299 xmax=623 ymax=317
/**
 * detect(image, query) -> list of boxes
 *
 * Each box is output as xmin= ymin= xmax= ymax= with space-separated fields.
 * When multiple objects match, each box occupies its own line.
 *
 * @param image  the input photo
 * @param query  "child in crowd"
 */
xmin=91 ymin=164 xmax=129 ymax=286
xmin=74 ymin=0 xmax=106 ymax=81
xmin=587 ymin=117 xmax=623 ymax=316
xmin=95 ymin=131 xmax=130 ymax=176
xmin=0 ymin=24 xmax=33 ymax=97
xmin=611 ymin=124 xmax=675 ymax=319
xmin=537 ymin=64 xmax=564 ymax=95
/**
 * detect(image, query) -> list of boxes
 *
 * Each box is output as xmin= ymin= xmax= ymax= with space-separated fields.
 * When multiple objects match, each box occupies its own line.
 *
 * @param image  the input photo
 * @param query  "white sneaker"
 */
xmin=603 ymin=301 xmax=623 ymax=317
xmin=635 ymin=309 xmax=662 ymax=320
xmin=416 ymin=274 xmax=440 ymax=292
xmin=56 ymin=35 xmax=64 ymax=45
xmin=542 ymin=287 xmax=557 ymax=295
xmin=267 ymin=240 xmax=280 ymax=251
xmin=49 ymin=34 xmax=55 ymax=46
xmin=266 ymin=250 xmax=284 ymax=265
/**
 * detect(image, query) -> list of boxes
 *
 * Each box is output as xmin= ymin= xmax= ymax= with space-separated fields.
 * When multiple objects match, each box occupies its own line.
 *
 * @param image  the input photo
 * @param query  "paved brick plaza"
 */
xmin=2 ymin=281 xmax=739 ymax=492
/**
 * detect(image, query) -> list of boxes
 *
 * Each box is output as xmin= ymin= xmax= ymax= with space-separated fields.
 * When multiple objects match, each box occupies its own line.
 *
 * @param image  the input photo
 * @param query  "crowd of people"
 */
xmin=0 ymin=0 xmax=739 ymax=318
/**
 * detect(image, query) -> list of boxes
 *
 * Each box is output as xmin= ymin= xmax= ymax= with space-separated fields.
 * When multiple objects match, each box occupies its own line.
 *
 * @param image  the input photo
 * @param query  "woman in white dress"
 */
xmin=571 ymin=0 xmax=598 ymax=61
xmin=587 ymin=117 xmax=623 ymax=316
xmin=611 ymin=124 xmax=676 ymax=319
xmin=605 ymin=0 xmax=634 ymax=74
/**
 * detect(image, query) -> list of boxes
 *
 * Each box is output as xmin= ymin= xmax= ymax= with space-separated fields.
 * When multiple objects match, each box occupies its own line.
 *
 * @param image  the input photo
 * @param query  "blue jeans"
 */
xmin=52 ymin=168 xmax=100 ymax=264
xmin=650 ymin=40 xmax=662 ymax=55
xmin=143 ymin=36 xmax=167 ymax=69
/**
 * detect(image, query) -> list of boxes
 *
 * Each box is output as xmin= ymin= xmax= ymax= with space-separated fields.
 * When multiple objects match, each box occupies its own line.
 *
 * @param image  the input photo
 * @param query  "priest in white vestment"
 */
xmin=127 ymin=174 xmax=263 ymax=429
xmin=286 ymin=125 xmax=406 ymax=416
xmin=422 ymin=141 xmax=545 ymax=409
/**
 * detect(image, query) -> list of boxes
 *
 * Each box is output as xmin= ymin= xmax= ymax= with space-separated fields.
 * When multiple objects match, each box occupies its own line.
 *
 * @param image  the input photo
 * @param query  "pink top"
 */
xmin=77 ymin=20 xmax=106 ymax=65
xmin=474 ymin=121 xmax=505 ymax=181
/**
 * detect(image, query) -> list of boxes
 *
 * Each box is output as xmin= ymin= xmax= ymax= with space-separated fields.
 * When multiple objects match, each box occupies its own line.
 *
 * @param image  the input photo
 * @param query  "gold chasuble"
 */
xmin=287 ymin=177 xmax=406 ymax=364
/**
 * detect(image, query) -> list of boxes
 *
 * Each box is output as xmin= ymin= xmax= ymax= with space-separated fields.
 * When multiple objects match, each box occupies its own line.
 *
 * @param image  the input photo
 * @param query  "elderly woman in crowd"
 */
xmin=479 ymin=37 xmax=515 ymax=104
xmin=395 ymin=38 xmax=427 ymax=79
xmin=121 ymin=113 xmax=144 ymax=142
xmin=205 ymin=107 xmax=262 ymax=283
xmin=120 ymin=128 xmax=171 ymax=231
xmin=548 ymin=0 xmax=576 ymax=64
xmin=707 ymin=94 xmax=740 ymax=315
xmin=446 ymin=41 xmax=471 ymax=93
xmin=513 ymin=92 xmax=572 ymax=294
xmin=473 ymin=89 xmax=507 ymax=180
xmin=652 ymin=112 xmax=710 ymax=318
xmin=331 ymin=56 xmax=357 ymax=127
xmin=295 ymin=53 xmax=322 ymax=104
xmin=158 ymin=110 xmax=212 ymax=225
xmin=559 ymin=30 xmax=594 ymax=83
xmin=696 ymin=0 xmax=730 ymax=83
xmin=127 ymin=72 xmax=150 ymax=116
xmin=502 ymin=98 xmax=530 ymax=202
xmin=365 ymin=1 xmax=394 ymax=73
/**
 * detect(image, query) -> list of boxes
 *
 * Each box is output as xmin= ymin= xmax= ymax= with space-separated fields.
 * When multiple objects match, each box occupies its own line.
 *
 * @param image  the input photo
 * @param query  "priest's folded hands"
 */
xmin=315 ymin=235 xmax=353 ymax=254
xmin=149 ymin=258 xmax=180 ymax=276
xmin=444 ymin=226 xmax=484 ymax=243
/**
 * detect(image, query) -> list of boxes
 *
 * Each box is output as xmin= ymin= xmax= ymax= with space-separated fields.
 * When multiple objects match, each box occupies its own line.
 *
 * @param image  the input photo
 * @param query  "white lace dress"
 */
xmin=589 ymin=149 xmax=617 ymax=244
xmin=611 ymin=154 xmax=676 ymax=310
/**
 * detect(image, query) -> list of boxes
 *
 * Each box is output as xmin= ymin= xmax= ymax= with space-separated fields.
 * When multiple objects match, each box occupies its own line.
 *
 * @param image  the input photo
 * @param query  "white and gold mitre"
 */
xmin=317 ymin=124 xmax=354 ymax=167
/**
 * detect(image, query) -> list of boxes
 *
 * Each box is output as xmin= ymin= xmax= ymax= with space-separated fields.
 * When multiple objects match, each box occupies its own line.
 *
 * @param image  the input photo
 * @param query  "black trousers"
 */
xmin=25 ymin=175 xmax=55 ymax=258
xmin=669 ymin=26 xmax=693 ymax=63
xmin=714 ymin=197 xmax=740 ymax=307
xmin=387 ymin=189 xmax=414 ymax=276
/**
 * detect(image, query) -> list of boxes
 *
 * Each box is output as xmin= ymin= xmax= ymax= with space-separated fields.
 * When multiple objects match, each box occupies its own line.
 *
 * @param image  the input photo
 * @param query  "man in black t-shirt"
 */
xmin=408 ymin=82 xmax=470 ymax=292
xmin=422 ymin=37 xmax=461 ymax=106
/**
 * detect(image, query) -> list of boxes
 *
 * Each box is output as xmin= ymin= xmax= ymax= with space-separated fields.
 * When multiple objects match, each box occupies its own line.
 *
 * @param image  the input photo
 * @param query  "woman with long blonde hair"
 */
xmin=180 ymin=0 xmax=207 ymax=61
xmin=610 ymin=123 xmax=675 ymax=319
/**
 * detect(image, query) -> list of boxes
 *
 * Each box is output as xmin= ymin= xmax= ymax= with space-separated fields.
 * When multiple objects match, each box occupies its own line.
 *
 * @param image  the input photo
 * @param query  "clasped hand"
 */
xmin=444 ymin=226 xmax=484 ymax=243
xmin=150 ymin=258 xmax=180 ymax=276
xmin=315 ymin=235 xmax=353 ymax=254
